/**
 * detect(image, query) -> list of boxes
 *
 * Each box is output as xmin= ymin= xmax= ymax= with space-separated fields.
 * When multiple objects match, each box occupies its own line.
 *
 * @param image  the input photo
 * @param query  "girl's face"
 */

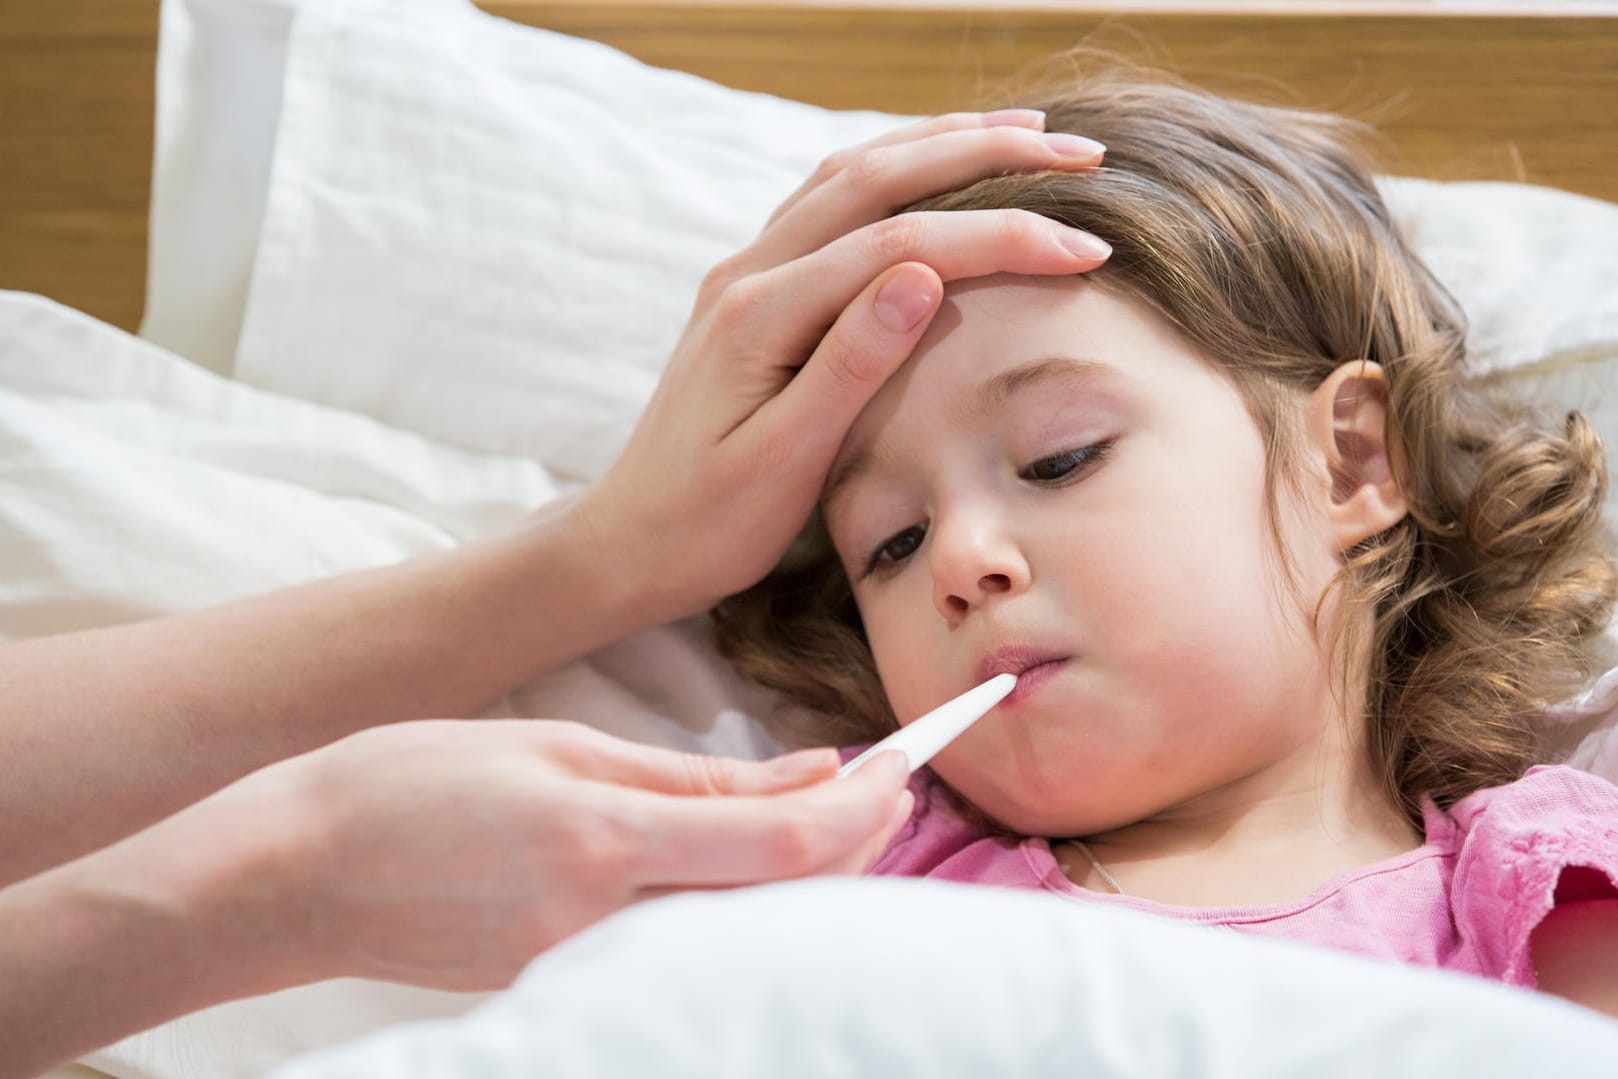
xmin=822 ymin=275 xmax=1347 ymax=837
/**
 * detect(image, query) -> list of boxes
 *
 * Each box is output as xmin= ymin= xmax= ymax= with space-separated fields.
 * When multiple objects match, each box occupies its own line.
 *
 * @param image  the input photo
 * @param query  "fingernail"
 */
xmin=1043 ymin=132 xmax=1106 ymax=158
xmin=875 ymin=749 xmax=911 ymax=781
xmin=766 ymin=748 xmax=839 ymax=785
xmin=890 ymin=790 xmax=916 ymax=830
xmin=1058 ymin=229 xmax=1113 ymax=261
xmin=982 ymin=108 xmax=1046 ymax=129
xmin=875 ymin=274 xmax=936 ymax=333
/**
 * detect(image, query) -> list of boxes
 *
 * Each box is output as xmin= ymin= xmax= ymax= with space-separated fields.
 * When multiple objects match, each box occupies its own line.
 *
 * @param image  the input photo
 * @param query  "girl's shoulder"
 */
xmin=1436 ymin=763 xmax=1618 ymax=845
xmin=1431 ymin=765 xmax=1618 ymax=985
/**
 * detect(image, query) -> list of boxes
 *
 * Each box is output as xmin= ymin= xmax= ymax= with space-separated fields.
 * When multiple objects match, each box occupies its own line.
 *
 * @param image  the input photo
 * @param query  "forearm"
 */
xmin=0 ymin=498 xmax=651 ymax=886
xmin=0 ymin=773 xmax=318 ymax=1079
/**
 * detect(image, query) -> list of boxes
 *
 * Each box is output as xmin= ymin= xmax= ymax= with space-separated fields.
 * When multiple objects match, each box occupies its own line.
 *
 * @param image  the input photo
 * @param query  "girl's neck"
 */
xmin=1063 ymin=740 xmax=1422 ymax=909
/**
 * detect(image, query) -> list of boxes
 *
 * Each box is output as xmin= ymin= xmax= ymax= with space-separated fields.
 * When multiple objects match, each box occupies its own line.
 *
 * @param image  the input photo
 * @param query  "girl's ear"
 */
xmin=1307 ymin=361 xmax=1408 ymax=550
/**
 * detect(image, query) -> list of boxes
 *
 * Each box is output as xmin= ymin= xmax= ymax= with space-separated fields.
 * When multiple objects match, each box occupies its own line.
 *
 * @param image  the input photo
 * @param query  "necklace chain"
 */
xmin=1068 ymin=839 xmax=1126 ymax=895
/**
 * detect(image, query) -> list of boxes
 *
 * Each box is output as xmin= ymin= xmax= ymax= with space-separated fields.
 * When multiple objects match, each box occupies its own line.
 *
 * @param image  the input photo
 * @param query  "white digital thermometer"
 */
xmin=837 ymin=672 xmax=1017 ymax=778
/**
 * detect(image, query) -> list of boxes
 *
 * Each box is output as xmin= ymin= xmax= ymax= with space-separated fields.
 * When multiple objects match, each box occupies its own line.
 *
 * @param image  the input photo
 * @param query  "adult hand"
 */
xmin=279 ymin=721 xmax=913 ymax=990
xmin=0 ymin=721 xmax=910 ymax=1076
xmin=576 ymin=111 xmax=1110 ymax=621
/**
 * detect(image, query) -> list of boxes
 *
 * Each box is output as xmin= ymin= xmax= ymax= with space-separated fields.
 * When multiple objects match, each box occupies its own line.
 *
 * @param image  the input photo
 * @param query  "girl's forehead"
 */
xmin=830 ymin=278 xmax=1239 ymax=485
xmin=924 ymin=273 xmax=1095 ymax=343
xmin=883 ymin=276 xmax=1190 ymax=414
xmin=913 ymin=276 xmax=1173 ymax=371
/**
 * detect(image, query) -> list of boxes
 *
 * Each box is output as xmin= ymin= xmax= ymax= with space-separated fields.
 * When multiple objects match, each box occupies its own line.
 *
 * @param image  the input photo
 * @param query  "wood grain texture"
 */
xmin=489 ymin=2 xmax=1618 ymax=198
xmin=0 ymin=0 xmax=160 ymax=332
xmin=2 ymin=1 xmax=1614 ymax=333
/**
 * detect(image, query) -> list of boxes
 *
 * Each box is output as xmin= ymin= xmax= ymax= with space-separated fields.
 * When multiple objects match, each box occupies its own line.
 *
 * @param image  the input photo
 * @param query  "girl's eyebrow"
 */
xmin=973 ymin=355 xmax=1113 ymax=416
xmin=822 ymin=355 xmax=1114 ymax=514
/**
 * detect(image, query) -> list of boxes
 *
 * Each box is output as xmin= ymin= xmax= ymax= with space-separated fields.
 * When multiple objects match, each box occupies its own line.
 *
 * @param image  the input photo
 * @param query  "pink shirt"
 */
xmin=860 ymin=760 xmax=1618 ymax=987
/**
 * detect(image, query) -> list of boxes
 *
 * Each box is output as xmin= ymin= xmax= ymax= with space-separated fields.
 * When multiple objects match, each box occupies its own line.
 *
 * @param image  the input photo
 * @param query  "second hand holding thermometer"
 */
xmin=837 ymin=672 xmax=1017 ymax=779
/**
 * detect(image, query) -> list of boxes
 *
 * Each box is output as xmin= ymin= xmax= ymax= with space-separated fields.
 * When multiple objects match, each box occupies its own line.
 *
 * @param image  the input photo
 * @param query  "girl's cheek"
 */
xmin=867 ymin=623 xmax=930 ymax=721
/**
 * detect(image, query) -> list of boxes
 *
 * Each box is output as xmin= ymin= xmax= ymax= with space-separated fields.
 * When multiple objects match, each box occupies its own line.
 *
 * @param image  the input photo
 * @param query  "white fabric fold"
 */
xmin=270 ymin=878 xmax=1618 ymax=1079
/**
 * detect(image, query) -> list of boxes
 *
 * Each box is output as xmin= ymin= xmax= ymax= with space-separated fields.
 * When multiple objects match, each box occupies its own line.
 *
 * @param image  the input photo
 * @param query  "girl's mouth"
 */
xmin=976 ymin=647 xmax=1073 ymax=708
xmin=1000 ymin=657 xmax=1069 ymax=707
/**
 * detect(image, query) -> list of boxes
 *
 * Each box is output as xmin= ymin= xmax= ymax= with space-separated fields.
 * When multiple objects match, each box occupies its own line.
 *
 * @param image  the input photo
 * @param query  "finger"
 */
xmin=764 ymin=109 xmax=1047 ymax=230
xmin=624 ymin=751 xmax=911 ymax=888
xmin=726 ymin=260 xmax=938 ymax=481
xmin=629 ymin=784 xmax=915 ymax=909
xmin=822 ymin=788 xmax=917 ymax=877
xmin=746 ymin=125 xmax=1105 ymax=278
xmin=547 ymin=726 xmax=842 ymax=797
xmin=776 ymin=208 xmax=1110 ymax=344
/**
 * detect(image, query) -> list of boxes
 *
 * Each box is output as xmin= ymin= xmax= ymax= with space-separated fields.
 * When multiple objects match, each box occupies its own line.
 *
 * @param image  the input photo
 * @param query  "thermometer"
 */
xmin=837 ymin=672 xmax=1017 ymax=778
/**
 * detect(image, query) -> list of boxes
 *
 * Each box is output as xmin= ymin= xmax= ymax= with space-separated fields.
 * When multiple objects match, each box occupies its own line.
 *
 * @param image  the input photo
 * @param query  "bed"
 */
xmin=4 ymin=1 xmax=1618 ymax=1076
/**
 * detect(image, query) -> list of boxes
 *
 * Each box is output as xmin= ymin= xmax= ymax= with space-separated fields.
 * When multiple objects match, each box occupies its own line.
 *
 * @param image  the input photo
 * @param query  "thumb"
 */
xmin=753 ymin=261 xmax=942 ymax=469
xmin=824 ymin=788 xmax=917 ymax=876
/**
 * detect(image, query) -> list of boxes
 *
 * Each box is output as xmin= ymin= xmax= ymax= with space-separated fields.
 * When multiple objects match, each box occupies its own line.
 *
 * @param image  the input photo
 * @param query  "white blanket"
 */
xmin=269 ymin=879 xmax=1618 ymax=1079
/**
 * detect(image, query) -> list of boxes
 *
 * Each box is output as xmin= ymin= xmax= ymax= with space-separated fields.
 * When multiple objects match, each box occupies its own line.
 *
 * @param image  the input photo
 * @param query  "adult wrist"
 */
xmin=101 ymin=766 xmax=323 ymax=991
xmin=534 ymin=490 xmax=694 ymax=636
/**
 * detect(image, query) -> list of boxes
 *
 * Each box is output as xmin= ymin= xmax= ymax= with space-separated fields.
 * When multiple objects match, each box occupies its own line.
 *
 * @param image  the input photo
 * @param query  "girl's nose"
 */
xmin=929 ymin=515 xmax=1031 ymax=624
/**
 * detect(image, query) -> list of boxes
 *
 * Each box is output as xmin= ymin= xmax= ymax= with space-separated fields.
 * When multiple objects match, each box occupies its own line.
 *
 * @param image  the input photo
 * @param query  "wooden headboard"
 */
xmin=3 ymin=1 xmax=1615 ymax=335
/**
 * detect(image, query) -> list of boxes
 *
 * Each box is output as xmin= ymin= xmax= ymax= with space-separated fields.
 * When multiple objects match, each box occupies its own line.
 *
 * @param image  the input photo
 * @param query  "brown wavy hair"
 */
xmin=712 ymin=53 xmax=1617 ymax=823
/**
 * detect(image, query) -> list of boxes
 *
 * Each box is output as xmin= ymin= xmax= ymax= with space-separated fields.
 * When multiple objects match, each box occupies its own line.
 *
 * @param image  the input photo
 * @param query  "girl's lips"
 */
xmin=1000 ymin=658 xmax=1069 ymax=707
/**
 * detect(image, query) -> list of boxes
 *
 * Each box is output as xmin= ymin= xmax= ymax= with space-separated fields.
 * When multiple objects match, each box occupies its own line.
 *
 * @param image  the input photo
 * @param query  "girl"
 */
xmin=715 ymin=55 xmax=1618 ymax=1019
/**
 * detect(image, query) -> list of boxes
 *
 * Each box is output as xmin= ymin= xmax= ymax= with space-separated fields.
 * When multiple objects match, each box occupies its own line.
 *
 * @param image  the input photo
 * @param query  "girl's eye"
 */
xmin=863 ymin=524 xmax=927 ymax=577
xmin=1021 ymin=441 xmax=1113 ymax=484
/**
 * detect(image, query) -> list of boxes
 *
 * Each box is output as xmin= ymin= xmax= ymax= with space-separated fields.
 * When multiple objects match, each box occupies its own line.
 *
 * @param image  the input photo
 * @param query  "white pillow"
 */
xmin=234 ymin=0 xmax=901 ymax=483
xmin=1378 ymin=178 xmax=1618 ymax=379
xmin=141 ymin=0 xmax=294 ymax=376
